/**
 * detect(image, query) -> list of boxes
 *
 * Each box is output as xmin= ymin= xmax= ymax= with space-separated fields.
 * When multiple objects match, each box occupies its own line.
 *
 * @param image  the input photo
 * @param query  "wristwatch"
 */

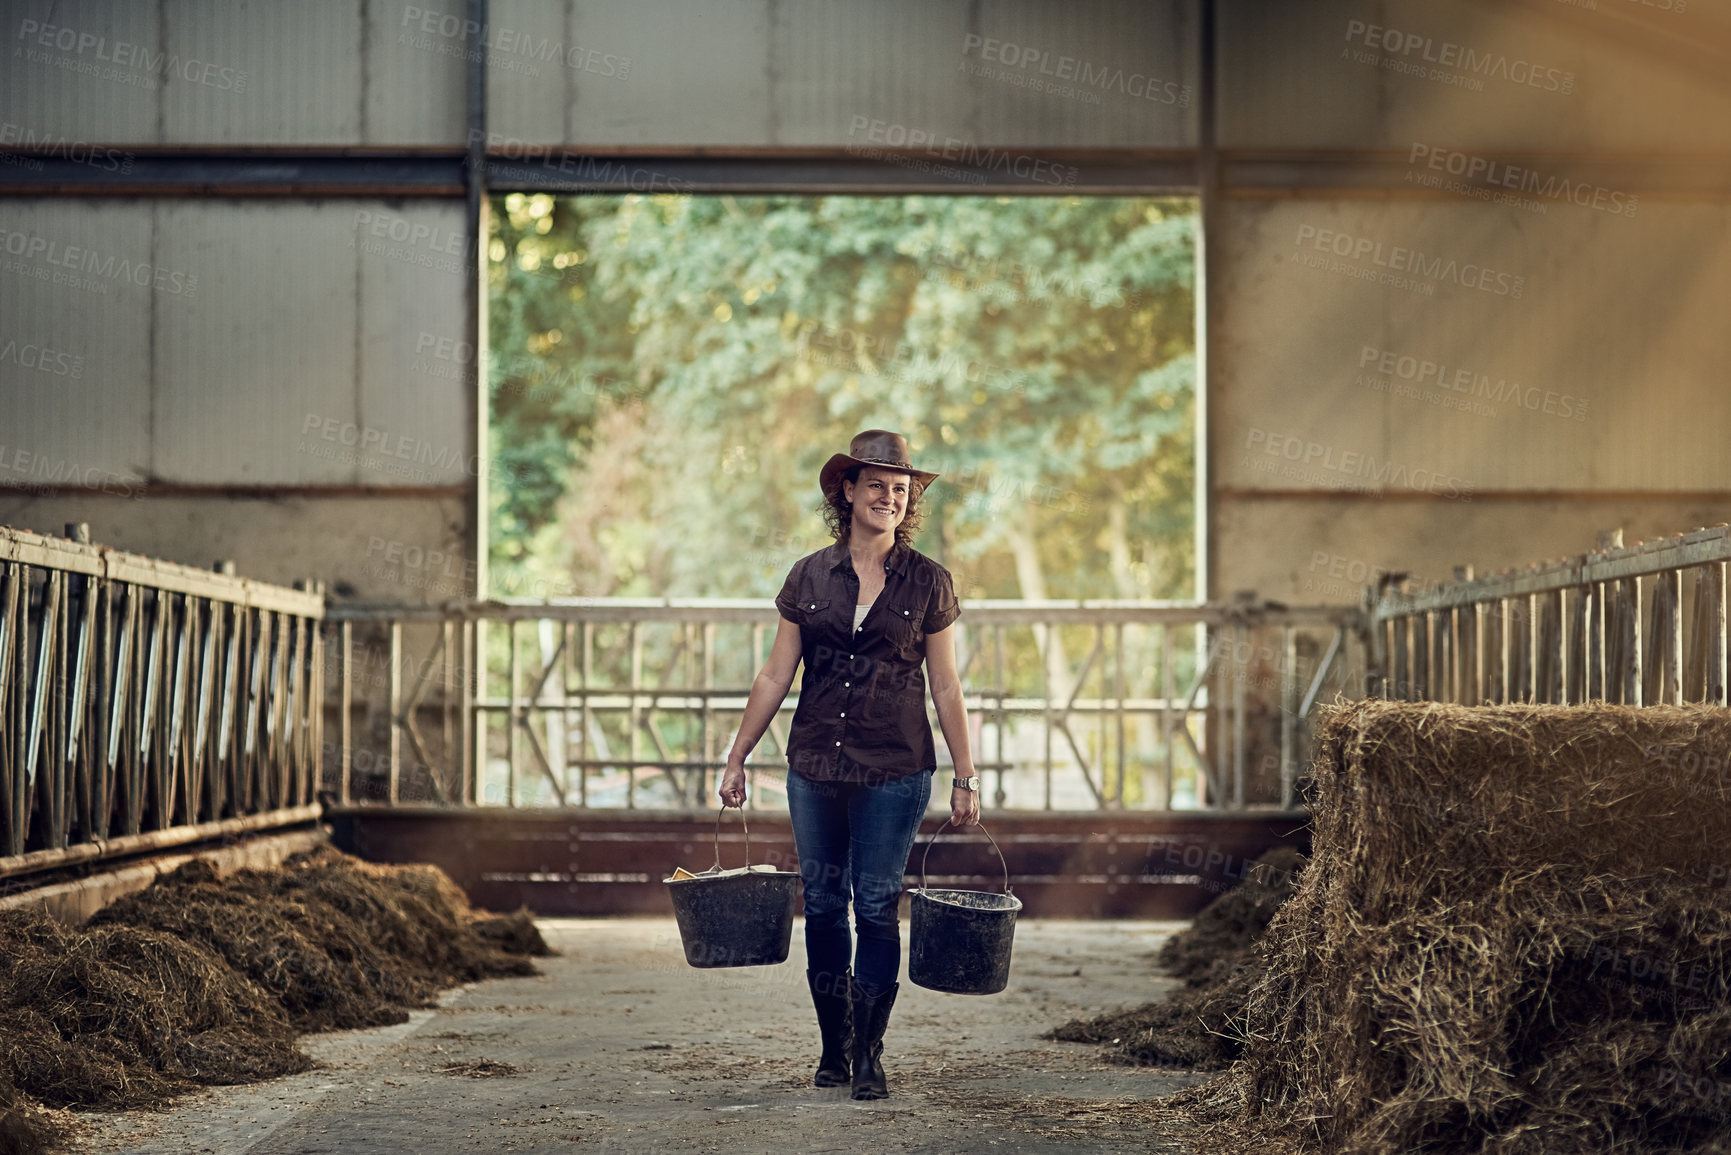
xmin=952 ymin=776 xmax=981 ymax=792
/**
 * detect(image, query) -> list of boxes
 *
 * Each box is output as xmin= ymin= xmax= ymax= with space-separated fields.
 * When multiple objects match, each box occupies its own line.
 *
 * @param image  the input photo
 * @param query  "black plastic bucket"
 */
xmin=908 ymin=819 xmax=1022 ymax=995
xmin=664 ymin=808 xmax=800 ymax=968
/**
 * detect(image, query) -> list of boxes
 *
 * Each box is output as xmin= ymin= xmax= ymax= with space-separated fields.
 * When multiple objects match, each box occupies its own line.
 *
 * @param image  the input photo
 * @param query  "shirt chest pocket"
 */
xmin=797 ymin=596 xmax=831 ymax=631
xmin=880 ymin=601 xmax=922 ymax=654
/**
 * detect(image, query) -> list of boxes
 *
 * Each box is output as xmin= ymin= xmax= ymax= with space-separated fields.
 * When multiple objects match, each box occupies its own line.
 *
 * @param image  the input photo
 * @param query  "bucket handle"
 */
xmin=919 ymin=818 xmax=1012 ymax=896
xmin=707 ymin=806 xmax=753 ymax=873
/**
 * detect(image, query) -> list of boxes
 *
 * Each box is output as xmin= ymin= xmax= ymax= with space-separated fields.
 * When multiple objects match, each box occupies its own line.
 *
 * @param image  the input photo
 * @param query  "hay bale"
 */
xmin=1237 ymin=701 xmax=1731 ymax=1155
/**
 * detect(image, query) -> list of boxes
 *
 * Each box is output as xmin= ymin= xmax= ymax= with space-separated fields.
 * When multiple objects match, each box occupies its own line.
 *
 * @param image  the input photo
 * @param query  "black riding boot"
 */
xmin=849 ymin=976 xmax=898 ymax=1101
xmin=808 ymin=969 xmax=852 ymax=1087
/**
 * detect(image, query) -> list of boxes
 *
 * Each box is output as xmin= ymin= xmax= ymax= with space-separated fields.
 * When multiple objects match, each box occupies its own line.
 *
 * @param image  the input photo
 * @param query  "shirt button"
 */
xmin=840 ymin=712 xmax=846 ymax=718
xmin=844 ymin=681 xmax=850 ymax=687
xmin=834 ymin=741 xmax=841 ymax=747
xmin=809 ymin=603 xmax=816 ymax=609
xmin=902 ymin=609 xmax=909 ymax=615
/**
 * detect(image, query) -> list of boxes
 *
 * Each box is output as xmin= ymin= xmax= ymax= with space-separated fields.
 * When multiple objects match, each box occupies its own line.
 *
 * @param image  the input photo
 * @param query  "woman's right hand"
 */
xmin=718 ymin=759 xmax=748 ymax=808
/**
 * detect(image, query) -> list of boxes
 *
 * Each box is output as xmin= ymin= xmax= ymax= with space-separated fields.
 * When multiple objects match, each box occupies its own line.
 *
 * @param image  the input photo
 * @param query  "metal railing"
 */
xmin=325 ymin=597 xmax=1361 ymax=812
xmin=0 ymin=525 xmax=325 ymax=879
xmin=1369 ymin=525 xmax=1730 ymax=706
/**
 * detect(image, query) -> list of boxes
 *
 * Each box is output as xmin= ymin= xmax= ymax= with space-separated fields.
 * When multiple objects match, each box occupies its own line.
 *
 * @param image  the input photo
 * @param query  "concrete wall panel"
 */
xmin=962 ymin=0 xmax=1195 ymax=149
xmin=1216 ymin=198 xmax=1731 ymax=498
xmin=1220 ymin=0 xmax=1731 ymax=152
xmin=152 ymin=201 xmax=358 ymax=484
xmin=2 ymin=0 xmax=162 ymax=144
xmin=356 ymin=200 xmax=473 ymax=489
xmin=0 ymin=199 xmax=154 ymax=488
xmin=0 ymin=492 xmax=468 ymax=601
xmin=483 ymin=0 xmax=576 ymax=145
xmin=549 ymin=0 xmax=773 ymax=146
xmin=1219 ymin=496 xmax=1731 ymax=607
xmin=162 ymin=0 xmax=360 ymax=145
xmin=368 ymin=0 xmax=471 ymax=144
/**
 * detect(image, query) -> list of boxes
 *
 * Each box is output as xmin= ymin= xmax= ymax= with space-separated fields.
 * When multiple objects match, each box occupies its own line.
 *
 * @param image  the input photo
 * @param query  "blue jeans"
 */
xmin=786 ymin=769 xmax=932 ymax=997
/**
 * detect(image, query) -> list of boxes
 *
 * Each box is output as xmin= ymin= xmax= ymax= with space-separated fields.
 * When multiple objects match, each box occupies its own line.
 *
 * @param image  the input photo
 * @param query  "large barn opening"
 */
xmin=485 ymin=192 xmax=1200 ymax=607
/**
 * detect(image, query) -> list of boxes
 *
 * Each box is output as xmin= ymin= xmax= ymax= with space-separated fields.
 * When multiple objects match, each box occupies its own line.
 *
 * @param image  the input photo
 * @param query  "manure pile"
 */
xmin=1173 ymin=701 xmax=1731 ymax=1155
xmin=0 ymin=847 xmax=550 ymax=1155
xmin=1047 ymin=845 xmax=1304 ymax=1069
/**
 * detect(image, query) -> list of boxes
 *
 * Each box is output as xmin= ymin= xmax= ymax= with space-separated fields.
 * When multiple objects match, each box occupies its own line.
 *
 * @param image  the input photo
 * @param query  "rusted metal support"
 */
xmin=0 ymin=804 xmax=322 ymax=882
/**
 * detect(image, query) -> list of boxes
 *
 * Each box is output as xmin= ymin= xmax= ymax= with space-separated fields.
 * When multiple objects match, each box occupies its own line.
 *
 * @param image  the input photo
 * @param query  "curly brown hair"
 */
xmin=820 ymin=464 xmax=925 ymax=548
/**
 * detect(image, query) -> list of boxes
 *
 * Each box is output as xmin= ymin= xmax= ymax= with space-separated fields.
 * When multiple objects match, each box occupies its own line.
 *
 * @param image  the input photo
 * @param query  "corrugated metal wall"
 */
xmin=1 ymin=0 xmax=466 ymax=144
xmin=3 ymin=199 xmax=468 ymax=488
xmin=1 ymin=0 xmax=1726 ymax=601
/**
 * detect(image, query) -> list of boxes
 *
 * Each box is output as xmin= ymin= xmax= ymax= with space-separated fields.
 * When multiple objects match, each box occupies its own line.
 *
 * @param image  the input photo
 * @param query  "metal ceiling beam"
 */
xmin=0 ymin=151 xmax=467 ymax=196
xmin=0 ymin=148 xmax=1199 ymax=196
xmin=7 ymin=147 xmax=1729 ymax=198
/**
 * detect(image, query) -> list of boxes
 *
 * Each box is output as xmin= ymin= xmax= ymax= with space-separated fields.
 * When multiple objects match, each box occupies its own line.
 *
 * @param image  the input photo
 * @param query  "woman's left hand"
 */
xmin=950 ymin=786 xmax=981 ymax=828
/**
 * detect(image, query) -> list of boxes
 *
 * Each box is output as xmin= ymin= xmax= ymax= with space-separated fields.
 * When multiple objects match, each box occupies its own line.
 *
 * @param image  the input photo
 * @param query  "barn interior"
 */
xmin=2 ymin=1 xmax=1729 ymax=1152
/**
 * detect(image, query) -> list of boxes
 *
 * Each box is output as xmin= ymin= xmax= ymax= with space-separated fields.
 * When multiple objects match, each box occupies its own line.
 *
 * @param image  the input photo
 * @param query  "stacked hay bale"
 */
xmin=0 ymin=848 xmax=550 ymax=1155
xmin=1216 ymin=701 xmax=1731 ymax=1155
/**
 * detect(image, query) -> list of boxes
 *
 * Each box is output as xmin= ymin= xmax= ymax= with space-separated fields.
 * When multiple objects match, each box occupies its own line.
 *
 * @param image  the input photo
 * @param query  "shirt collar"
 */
xmin=826 ymin=539 xmax=911 ymax=577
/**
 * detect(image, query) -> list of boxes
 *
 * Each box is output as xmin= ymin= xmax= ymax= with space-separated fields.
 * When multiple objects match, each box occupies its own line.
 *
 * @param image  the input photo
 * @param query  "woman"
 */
xmin=719 ymin=429 xmax=981 ymax=1102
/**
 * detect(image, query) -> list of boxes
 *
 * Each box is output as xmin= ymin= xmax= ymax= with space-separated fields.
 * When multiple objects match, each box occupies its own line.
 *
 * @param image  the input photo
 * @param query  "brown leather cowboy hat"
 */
xmin=819 ymin=429 xmax=941 ymax=495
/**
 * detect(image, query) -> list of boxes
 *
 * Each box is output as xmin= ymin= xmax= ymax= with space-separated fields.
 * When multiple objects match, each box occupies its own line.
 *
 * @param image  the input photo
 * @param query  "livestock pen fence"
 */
xmin=323 ymin=597 xmax=1361 ymax=814
xmin=12 ymin=518 xmax=1722 ymax=875
xmin=0 ymin=524 xmax=324 ymax=881
xmin=1368 ymin=525 xmax=1730 ymax=707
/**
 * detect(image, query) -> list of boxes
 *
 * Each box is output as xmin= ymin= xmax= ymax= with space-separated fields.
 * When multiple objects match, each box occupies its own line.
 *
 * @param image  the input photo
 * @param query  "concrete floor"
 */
xmin=71 ymin=919 xmax=1210 ymax=1154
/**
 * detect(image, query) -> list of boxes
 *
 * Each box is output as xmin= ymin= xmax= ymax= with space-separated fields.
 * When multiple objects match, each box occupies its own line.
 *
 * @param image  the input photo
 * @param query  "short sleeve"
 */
xmin=923 ymin=563 xmax=960 ymax=634
xmin=773 ymin=558 xmax=804 ymax=622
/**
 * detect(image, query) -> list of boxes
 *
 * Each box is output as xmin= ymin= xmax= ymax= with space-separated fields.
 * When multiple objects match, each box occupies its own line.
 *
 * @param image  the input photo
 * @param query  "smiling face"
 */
xmin=843 ymin=465 xmax=912 ymax=536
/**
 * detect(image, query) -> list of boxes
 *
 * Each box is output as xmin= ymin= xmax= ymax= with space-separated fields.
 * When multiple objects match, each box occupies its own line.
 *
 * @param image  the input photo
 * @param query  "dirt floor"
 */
xmin=66 ymin=917 xmax=1210 ymax=1154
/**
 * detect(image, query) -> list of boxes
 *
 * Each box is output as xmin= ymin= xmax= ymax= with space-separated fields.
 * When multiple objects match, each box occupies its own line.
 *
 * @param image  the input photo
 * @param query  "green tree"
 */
xmin=487 ymin=193 xmax=1196 ymax=606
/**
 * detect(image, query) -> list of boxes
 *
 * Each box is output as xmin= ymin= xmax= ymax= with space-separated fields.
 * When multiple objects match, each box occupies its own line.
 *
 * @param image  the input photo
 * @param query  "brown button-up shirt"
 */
xmin=774 ymin=540 xmax=961 ymax=784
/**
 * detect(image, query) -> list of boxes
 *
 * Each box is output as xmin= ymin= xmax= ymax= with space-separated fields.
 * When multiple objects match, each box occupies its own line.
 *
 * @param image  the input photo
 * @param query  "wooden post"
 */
xmin=1703 ymin=562 xmax=1728 ymax=706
